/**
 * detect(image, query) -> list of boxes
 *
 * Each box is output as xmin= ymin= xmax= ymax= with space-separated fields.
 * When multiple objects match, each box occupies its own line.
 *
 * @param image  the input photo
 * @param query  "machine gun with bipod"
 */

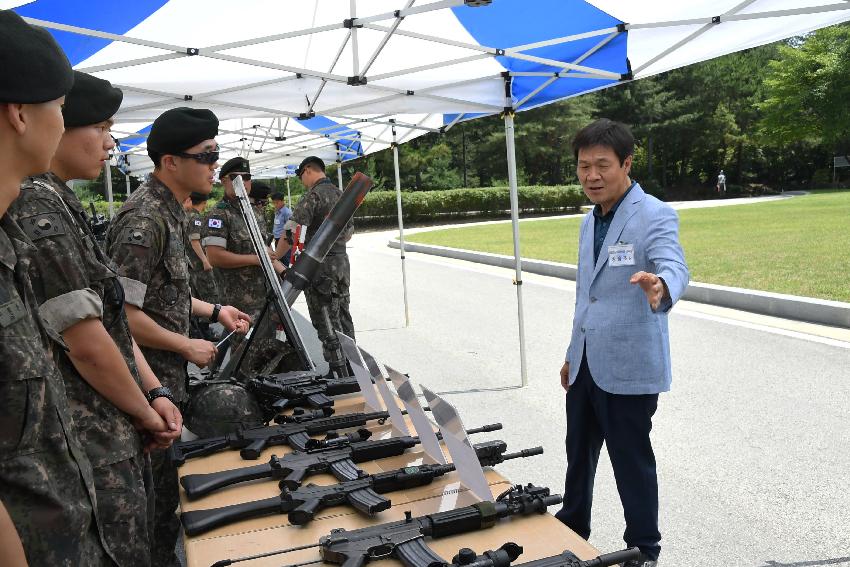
xmin=429 ymin=543 xmax=640 ymax=567
xmin=181 ymin=441 xmax=543 ymax=534
xmin=179 ymin=422 xmax=502 ymax=499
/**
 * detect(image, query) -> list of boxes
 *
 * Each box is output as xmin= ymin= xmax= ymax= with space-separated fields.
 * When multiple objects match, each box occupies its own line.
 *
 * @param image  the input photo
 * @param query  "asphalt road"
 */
xmin=287 ymin=225 xmax=850 ymax=567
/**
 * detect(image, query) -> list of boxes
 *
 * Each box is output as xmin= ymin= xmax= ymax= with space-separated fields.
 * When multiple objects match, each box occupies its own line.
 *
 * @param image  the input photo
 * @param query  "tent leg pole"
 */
xmin=104 ymin=162 xmax=114 ymax=219
xmin=392 ymin=129 xmax=410 ymax=327
xmin=337 ymin=161 xmax=344 ymax=188
xmin=125 ymin=173 xmax=131 ymax=197
xmin=286 ymin=177 xmax=291 ymax=208
xmin=504 ymin=111 xmax=528 ymax=388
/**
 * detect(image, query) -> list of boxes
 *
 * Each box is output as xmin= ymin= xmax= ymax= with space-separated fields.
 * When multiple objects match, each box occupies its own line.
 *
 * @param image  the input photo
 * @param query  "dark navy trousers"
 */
xmin=554 ymin=351 xmax=661 ymax=560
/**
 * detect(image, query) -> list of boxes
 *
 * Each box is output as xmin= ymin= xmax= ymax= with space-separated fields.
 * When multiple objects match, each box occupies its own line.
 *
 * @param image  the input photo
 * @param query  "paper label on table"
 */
xmin=385 ymin=366 xmax=446 ymax=464
xmin=422 ymin=387 xmax=493 ymax=503
xmin=337 ymin=332 xmax=383 ymax=411
xmin=358 ymin=348 xmax=409 ymax=436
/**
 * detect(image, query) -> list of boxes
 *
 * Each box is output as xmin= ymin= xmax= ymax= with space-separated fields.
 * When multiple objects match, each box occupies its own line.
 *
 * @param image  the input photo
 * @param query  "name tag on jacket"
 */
xmin=608 ymin=242 xmax=635 ymax=267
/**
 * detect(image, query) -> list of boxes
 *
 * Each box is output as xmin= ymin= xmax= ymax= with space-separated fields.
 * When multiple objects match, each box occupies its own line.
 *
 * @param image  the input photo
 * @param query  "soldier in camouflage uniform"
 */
xmin=0 ymin=10 xmax=114 ymax=565
xmin=204 ymin=157 xmax=285 ymax=318
xmin=105 ymin=108 xmax=250 ymax=567
xmin=184 ymin=191 xmax=219 ymax=304
xmin=286 ymin=156 xmax=355 ymax=374
xmin=9 ymin=72 xmax=187 ymax=567
xmin=184 ymin=192 xmax=219 ymax=341
xmin=250 ymin=180 xmax=272 ymax=244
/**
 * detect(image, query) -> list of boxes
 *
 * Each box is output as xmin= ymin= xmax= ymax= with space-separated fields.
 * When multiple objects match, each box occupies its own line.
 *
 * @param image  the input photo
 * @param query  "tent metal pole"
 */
xmin=125 ymin=172 xmax=131 ymax=197
xmin=104 ymin=162 xmax=114 ymax=218
xmin=392 ymin=126 xmax=410 ymax=327
xmin=286 ymin=177 xmax=291 ymax=208
xmin=503 ymin=77 xmax=528 ymax=387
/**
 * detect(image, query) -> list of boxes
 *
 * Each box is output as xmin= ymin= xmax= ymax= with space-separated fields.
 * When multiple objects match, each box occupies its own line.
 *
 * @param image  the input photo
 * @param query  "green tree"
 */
xmin=760 ymin=23 xmax=850 ymax=152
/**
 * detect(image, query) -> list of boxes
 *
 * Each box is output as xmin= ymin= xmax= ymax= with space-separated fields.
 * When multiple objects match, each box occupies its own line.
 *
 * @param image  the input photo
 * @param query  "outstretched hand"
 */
xmin=630 ymin=271 xmax=667 ymax=310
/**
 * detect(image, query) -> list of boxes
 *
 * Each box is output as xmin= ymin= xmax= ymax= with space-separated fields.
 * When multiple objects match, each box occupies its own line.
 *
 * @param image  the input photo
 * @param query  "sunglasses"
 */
xmin=228 ymin=173 xmax=252 ymax=181
xmin=175 ymin=147 xmax=220 ymax=165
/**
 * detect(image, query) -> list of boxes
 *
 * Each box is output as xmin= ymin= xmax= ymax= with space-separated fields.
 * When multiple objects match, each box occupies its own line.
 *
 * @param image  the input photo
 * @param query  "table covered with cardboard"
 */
xmin=178 ymin=395 xmax=599 ymax=567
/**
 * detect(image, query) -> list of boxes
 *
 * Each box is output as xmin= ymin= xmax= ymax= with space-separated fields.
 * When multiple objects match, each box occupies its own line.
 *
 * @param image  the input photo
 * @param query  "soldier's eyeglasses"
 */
xmin=228 ymin=173 xmax=252 ymax=181
xmin=175 ymin=147 xmax=220 ymax=165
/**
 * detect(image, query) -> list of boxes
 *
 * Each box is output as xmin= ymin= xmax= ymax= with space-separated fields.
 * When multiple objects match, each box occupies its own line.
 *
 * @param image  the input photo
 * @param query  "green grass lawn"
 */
xmin=406 ymin=190 xmax=850 ymax=302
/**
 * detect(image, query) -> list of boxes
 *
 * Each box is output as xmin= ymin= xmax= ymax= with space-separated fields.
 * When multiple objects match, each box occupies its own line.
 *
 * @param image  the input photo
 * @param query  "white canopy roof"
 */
xmin=11 ymin=0 xmax=850 ymax=174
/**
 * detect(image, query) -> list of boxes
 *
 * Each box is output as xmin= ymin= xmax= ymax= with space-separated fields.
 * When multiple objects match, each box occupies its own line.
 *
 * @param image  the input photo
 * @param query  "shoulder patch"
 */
xmin=208 ymin=218 xmax=223 ymax=229
xmin=215 ymin=201 xmax=229 ymax=210
xmin=193 ymin=219 xmax=202 ymax=226
xmin=18 ymin=211 xmax=65 ymax=241
xmin=121 ymin=227 xmax=153 ymax=248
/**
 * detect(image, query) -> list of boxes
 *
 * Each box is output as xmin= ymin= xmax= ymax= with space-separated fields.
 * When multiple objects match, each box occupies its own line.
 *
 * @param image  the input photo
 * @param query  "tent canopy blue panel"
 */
xmin=15 ymin=0 xmax=167 ymax=65
xmin=452 ymin=0 xmax=627 ymax=112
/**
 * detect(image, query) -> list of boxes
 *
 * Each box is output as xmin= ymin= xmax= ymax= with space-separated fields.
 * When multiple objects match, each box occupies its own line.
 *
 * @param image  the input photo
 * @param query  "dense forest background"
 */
xmin=89 ymin=23 xmax=850 ymax=200
xmin=342 ymin=23 xmax=850 ymax=196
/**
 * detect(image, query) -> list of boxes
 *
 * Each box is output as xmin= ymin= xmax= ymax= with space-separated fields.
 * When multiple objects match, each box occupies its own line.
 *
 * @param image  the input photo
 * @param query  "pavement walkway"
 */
xmin=287 ymin=192 xmax=849 ymax=567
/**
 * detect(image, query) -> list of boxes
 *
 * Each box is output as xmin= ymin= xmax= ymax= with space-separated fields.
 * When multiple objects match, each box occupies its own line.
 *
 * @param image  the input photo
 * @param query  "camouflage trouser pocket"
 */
xmin=93 ymin=456 xmax=151 ymax=567
xmin=0 ymin=378 xmax=45 ymax=455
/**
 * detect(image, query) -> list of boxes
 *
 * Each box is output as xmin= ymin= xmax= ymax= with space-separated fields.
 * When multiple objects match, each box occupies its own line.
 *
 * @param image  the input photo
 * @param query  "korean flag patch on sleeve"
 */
xmin=193 ymin=219 xmax=202 ymax=227
xmin=208 ymin=218 xmax=223 ymax=229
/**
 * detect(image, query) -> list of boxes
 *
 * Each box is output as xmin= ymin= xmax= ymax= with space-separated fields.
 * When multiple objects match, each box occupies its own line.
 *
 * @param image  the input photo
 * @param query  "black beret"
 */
xmin=63 ymin=71 xmax=123 ymax=128
xmin=270 ymin=191 xmax=285 ymax=201
xmin=251 ymin=182 xmax=271 ymax=199
xmin=147 ymin=107 xmax=218 ymax=154
xmin=295 ymin=156 xmax=325 ymax=177
xmin=220 ymin=157 xmax=250 ymax=177
xmin=189 ymin=191 xmax=210 ymax=203
xmin=0 ymin=10 xmax=74 ymax=104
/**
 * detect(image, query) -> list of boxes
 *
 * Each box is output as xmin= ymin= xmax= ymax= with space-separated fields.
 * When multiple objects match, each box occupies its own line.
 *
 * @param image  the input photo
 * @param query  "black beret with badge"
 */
xmin=62 ymin=71 xmax=123 ymax=128
xmin=146 ymin=107 xmax=219 ymax=155
xmin=0 ymin=10 xmax=74 ymax=103
xmin=295 ymin=156 xmax=325 ymax=177
xmin=219 ymin=157 xmax=250 ymax=178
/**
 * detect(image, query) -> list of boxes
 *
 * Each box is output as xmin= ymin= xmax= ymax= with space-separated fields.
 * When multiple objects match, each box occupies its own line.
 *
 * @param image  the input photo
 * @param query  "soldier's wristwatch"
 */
xmin=209 ymin=303 xmax=222 ymax=323
xmin=146 ymin=387 xmax=174 ymax=404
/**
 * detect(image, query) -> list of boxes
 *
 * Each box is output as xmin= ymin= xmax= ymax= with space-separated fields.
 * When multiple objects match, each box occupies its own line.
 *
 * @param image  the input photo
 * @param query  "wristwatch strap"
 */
xmin=146 ymin=386 xmax=174 ymax=404
xmin=209 ymin=303 xmax=221 ymax=323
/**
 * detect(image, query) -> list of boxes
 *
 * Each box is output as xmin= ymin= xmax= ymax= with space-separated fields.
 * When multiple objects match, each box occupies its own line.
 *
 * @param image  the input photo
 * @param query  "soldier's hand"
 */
xmin=560 ymin=361 xmax=570 ymax=392
xmin=151 ymin=397 xmax=183 ymax=445
xmin=272 ymin=259 xmax=286 ymax=275
xmin=134 ymin=407 xmax=170 ymax=452
xmin=202 ymin=260 xmax=213 ymax=272
xmin=219 ymin=305 xmax=251 ymax=333
xmin=180 ymin=338 xmax=217 ymax=367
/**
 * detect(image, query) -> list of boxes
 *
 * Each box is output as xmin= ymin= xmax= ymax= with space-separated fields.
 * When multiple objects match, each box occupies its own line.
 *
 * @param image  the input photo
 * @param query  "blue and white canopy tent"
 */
xmin=12 ymin=0 xmax=850 ymax=387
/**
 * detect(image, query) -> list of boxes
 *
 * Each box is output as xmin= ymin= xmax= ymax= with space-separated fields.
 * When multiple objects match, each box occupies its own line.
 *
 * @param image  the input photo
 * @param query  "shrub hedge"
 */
xmin=86 ymin=185 xmax=587 ymax=225
xmin=355 ymin=185 xmax=586 ymax=222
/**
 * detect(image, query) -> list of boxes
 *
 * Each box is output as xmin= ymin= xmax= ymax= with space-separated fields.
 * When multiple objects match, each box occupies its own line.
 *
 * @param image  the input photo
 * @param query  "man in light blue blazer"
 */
xmin=554 ymin=119 xmax=689 ymax=567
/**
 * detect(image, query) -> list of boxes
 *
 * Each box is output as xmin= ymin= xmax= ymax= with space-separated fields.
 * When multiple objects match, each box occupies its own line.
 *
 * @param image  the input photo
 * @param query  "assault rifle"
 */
xmin=87 ymin=201 xmax=109 ymax=245
xmin=181 ymin=441 xmax=543 ymax=535
xmin=246 ymin=373 xmax=363 ymax=418
xmin=179 ymin=423 xmax=502 ymax=499
xmin=438 ymin=544 xmax=640 ymax=567
xmin=169 ymin=409 xmax=398 ymax=465
xmin=208 ymin=484 xmax=560 ymax=567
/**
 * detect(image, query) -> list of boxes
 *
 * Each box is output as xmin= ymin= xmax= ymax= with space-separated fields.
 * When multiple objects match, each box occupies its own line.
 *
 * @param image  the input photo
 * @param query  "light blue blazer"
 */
xmin=566 ymin=183 xmax=689 ymax=395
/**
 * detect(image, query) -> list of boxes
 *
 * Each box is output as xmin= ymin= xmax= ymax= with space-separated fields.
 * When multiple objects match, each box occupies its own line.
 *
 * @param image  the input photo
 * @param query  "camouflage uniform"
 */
xmin=105 ymin=174 xmax=192 ymax=567
xmin=0 ymin=214 xmax=113 ymax=566
xmin=203 ymin=196 xmax=267 ymax=317
xmin=252 ymin=202 xmax=271 ymax=244
xmin=9 ymin=173 xmax=152 ymax=567
xmin=185 ymin=209 xmax=219 ymax=304
xmin=291 ymin=177 xmax=355 ymax=365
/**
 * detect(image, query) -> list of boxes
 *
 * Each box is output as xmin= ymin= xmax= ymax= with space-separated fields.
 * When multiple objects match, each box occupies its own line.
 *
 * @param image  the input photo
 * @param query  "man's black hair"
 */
xmin=572 ymin=118 xmax=634 ymax=166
